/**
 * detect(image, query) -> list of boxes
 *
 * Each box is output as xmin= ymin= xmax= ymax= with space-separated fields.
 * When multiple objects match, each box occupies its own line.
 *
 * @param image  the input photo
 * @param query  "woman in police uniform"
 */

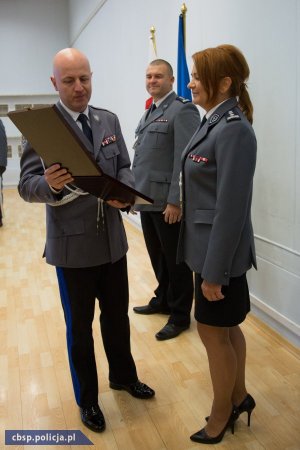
xmin=177 ymin=45 xmax=257 ymax=444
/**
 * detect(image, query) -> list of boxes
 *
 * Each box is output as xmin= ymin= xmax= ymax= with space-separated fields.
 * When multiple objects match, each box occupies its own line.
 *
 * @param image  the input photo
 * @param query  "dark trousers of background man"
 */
xmin=140 ymin=211 xmax=194 ymax=327
xmin=56 ymin=256 xmax=138 ymax=408
xmin=0 ymin=175 xmax=4 ymax=224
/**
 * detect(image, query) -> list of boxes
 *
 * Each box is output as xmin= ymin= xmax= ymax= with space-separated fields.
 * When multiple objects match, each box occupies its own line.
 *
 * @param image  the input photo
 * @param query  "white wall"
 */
xmin=0 ymin=0 xmax=69 ymax=95
xmin=68 ymin=0 xmax=300 ymax=346
xmin=0 ymin=0 xmax=69 ymax=184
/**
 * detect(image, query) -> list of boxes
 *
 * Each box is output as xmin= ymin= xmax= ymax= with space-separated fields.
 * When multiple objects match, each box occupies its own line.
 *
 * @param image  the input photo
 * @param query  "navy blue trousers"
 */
xmin=56 ymin=256 xmax=137 ymax=407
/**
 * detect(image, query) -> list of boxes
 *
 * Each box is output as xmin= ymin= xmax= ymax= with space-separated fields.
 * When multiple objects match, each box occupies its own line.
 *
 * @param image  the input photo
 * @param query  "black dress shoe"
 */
xmin=80 ymin=404 xmax=106 ymax=432
xmin=109 ymin=380 xmax=155 ymax=399
xmin=155 ymin=323 xmax=189 ymax=341
xmin=133 ymin=304 xmax=170 ymax=315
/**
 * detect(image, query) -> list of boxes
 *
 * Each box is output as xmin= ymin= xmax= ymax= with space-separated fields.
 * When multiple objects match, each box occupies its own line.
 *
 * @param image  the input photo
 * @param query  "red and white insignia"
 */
xmin=101 ymin=135 xmax=117 ymax=147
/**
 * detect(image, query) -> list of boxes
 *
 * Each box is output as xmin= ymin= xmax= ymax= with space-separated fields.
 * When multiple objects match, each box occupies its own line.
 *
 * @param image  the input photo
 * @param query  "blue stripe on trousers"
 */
xmin=56 ymin=267 xmax=81 ymax=405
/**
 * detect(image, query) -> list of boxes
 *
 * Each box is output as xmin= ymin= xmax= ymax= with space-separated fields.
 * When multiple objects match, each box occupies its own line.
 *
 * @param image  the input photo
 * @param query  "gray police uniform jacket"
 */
xmin=18 ymin=103 xmax=133 ymax=268
xmin=177 ymin=97 xmax=257 ymax=285
xmin=0 ymin=119 xmax=8 ymax=168
xmin=132 ymin=92 xmax=200 ymax=211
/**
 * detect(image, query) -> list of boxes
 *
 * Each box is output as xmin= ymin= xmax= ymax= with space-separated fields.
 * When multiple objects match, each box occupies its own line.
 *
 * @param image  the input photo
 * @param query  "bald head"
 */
xmin=52 ymin=48 xmax=90 ymax=76
xmin=51 ymin=48 xmax=92 ymax=112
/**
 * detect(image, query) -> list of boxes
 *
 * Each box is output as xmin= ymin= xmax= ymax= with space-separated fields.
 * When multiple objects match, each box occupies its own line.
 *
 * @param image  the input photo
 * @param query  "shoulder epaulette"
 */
xmin=90 ymin=105 xmax=114 ymax=115
xmin=176 ymin=96 xmax=191 ymax=103
xmin=226 ymin=110 xmax=241 ymax=122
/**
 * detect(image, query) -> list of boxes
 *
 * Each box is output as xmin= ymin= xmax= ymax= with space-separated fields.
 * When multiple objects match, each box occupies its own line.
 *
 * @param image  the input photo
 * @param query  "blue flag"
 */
xmin=177 ymin=14 xmax=191 ymax=100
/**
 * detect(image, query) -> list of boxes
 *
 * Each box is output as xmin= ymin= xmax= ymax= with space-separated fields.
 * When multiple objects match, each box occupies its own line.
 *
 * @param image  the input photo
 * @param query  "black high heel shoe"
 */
xmin=237 ymin=393 xmax=256 ymax=426
xmin=190 ymin=408 xmax=238 ymax=444
xmin=205 ymin=393 xmax=256 ymax=426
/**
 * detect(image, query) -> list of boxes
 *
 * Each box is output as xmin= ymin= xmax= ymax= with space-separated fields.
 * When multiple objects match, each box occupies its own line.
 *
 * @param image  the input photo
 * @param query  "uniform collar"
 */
xmin=154 ymin=90 xmax=174 ymax=108
xmin=207 ymin=97 xmax=238 ymax=126
xmin=183 ymin=97 xmax=239 ymax=156
xmin=205 ymin=98 xmax=234 ymax=120
xmin=59 ymin=100 xmax=89 ymax=122
xmin=138 ymin=91 xmax=176 ymax=132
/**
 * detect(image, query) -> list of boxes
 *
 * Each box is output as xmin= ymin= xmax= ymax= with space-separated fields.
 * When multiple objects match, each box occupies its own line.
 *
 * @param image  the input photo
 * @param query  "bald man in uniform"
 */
xmin=18 ymin=48 xmax=154 ymax=433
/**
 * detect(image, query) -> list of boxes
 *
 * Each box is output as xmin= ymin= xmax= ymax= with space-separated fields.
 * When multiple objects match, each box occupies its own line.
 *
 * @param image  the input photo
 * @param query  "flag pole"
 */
xmin=145 ymin=25 xmax=158 ymax=109
xmin=177 ymin=2 xmax=191 ymax=100
xmin=150 ymin=26 xmax=157 ymax=57
xmin=181 ymin=3 xmax=187 ymax=50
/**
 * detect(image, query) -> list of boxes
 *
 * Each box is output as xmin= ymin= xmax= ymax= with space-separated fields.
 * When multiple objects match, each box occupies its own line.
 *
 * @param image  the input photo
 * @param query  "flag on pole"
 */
xmin=177 ymin=4 xmax=191 ymax=100
xmin=145 ymin=26 xmax=158 ymax=109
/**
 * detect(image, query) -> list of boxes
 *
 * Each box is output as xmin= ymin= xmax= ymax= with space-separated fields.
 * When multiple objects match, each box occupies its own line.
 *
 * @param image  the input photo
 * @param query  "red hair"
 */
xmin=192 ymin=44 xmax=253 ymax=123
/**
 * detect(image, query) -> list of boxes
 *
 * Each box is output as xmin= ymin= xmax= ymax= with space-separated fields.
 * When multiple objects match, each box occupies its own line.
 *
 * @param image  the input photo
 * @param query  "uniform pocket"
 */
xmin=193 ymin=209 xmax=215 ymax=224
xmin=101 ymin=144 xmax=120 ymax=160
xmin=48 ymin=219 xmax=85 ymax=237
xmin=149 ymin=170 xmax=171 ymax=203
xmin=146 ymin=123 xmax=169 ymax=148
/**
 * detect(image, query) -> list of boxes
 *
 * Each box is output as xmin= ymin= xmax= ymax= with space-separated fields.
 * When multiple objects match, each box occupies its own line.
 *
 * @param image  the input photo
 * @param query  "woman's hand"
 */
xmin=163 ymin=204 xmax=182 ymax=224
xmin=201 ymin=279 xmax=224 ymax=301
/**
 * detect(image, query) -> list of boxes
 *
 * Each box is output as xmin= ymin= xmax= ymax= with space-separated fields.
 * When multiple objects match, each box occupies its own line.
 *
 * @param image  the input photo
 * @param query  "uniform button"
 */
xmin=224 ymin=271 xmax=229 ymax=277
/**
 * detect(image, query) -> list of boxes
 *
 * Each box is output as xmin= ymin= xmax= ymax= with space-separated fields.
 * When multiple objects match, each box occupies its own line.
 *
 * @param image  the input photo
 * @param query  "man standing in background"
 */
xmin=0 ymin=119 xmax=8 ymax=227
xmin=132 ymin=59 xmax=200 ymax=340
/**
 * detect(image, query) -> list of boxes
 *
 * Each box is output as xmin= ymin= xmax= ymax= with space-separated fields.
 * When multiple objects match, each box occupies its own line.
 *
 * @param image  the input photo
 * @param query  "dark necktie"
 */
xmin=149 ymin=103 xmax=156 ymax=114
xmin=200 ymin=115 xmax=207 ymax=128
xmin=146 ymin=102 xmax=156 ymax=119
xmin=77 ymin=113 xmax=93 ymax=144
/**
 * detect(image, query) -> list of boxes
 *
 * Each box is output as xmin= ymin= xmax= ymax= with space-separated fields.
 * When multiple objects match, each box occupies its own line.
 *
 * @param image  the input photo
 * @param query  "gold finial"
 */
xmin=181 ymin=3 xmax=187 ymax=15
xmin=149 ymin=26 xmax=157 ymax=57
xmin=181 ymin=4 xmax=187 ymax=50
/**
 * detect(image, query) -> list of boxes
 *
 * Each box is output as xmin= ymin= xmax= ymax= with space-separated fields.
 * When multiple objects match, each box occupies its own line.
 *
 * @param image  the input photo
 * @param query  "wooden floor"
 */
xmin=0 ymin=188 xmax=299 ymax=450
